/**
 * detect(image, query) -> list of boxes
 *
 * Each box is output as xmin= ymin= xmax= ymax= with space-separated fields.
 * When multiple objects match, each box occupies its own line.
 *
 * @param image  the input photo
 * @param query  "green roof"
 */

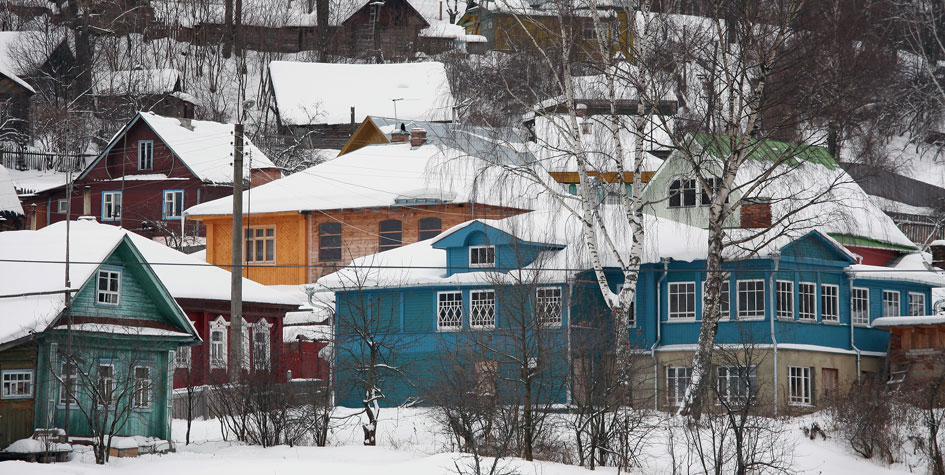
xmin=694 ymin=133 xmax=838 ymax=170
xmin=829 ymin=233 xmax=917 ymax=252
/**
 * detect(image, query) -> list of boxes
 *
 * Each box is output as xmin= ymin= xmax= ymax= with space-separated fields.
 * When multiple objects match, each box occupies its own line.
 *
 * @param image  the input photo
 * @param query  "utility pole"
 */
xmin=229 ymin=124 xmax=244 ymax=382
xmin=63 ymin=170 xmax=73 ymax=437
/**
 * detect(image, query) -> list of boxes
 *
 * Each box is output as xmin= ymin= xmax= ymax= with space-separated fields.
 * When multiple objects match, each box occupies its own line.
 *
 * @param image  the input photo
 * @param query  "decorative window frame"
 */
xmin=469 ymin=245 xmax=496 ymax=268
xmin=252 ymin=318 xmax=273 ymax=371
xmin=469 ymin=289 xmax=496 ymax=329
xmin=133 ymin=364 xmax=152 ymax=410
xmin=1 ymin=369 xmax=34 ymax=400
xmin=175 ymin=346 xmax=191 ymax=369
xmin=162 ymin=189 xmax=184 ymax=220
xmin=436 ymin=291 xmax=464 ymax=331
xmin=536 ymin=286 xmax=563 ymax=327
xmin=138 ymin=140 xmax=154 ymax=170
xmin=96 ymin=268 xmax=121 ymax=305
xmin=209 ymin=316 xmax=230 ymax=370
xmin=101 ymin=190 xmax=122 ymax=221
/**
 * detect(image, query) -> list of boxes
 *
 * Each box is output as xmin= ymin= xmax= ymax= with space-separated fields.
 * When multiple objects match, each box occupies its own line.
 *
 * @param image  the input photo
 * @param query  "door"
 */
xmin=0 ymin=400 xmax=34 ymax=449
xmin=822 ymin=368 xmax=838 ymax=398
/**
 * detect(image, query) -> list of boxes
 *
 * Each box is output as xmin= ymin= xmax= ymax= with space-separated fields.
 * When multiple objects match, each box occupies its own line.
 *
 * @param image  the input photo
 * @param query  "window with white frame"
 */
xmin=210 ymin=317 xmax=229 ymax=369
xmin=245 ymin=227 xmax=275 ymax=264
xmin=536 ymin=287 xmax=563 ymax=327
xmin=59 ymin=362 xmax=77 ymax=405
xmin=717 ymin=365 xmax=756 ymax=405
xmin=668 ymin=282 xmax=696 ymax=320
xmin=102 ymin=191 xmax=121 ymax=221
xmin=776 ymin=280 xmax=794 ymax=319
xmin=470 ymin=290 xmax=496 ymax=328
xmin=57 ymin=199 xmax=68 ymax=214
xmin=720 ymin=280 xmax=730 ymax=316
xmin=737 ymin=280 xmax=765 ymax=319
xmin=97 ymin=363 xmax=114 ymax=406
xmin=97 ymin=269 xmax=120 ymax=305
xmin=668 ymin=178 xmax=697 ymax=208
xmin=788 ymin=366 xmax=812 ymax=406
xmin=798 ymin=282 xmax=816 ymax=320
xmin=469 ymin=246 xmax=496 ymax=267
xmin=241 ymin=322 xmax=250 ymax=371
xmin=883 ymin=290 xmax=901 ymax=317
xmin=253 ymin=319 xmax=272 ymax=370
xmin=852 ymin=288 xmax=869 ymax=326
xmin=175 ymin=347 xmax=191 ymax=369
xmin=909 ymin=292 xmax=926 ymax=316
xmin=1 ymin=370 xmax=34 ymax=399
xmin=821 ymin=284 xmax=839 ymax=322
xmin=667 ymin=366 xmax=692 ymax=406
xmin=133 ymin=366 xmax=151 ymax=409
xmin=163 ymin=190 xmax=183 ymax=219
xmin=138 ymin=140 xmax=154 ymax=169
xmin=437 ymin=291 xmax=463 ymax=330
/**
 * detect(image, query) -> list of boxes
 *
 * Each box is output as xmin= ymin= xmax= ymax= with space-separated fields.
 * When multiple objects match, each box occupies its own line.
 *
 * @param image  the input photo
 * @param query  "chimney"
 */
xmin=251 ymin=167 xmax=282 ymax=188
xmin=29 ymin=203 xmax=36 ymax=230
xmin=83 ymin=186 xmax=91 ymax=215
xmin=391 ymin=129 xmax=409 ymax=143
xmin=575 ymin=103 xmax=588 ymax=118
xmin=932 ymin=240 xmax=945 ymax=270
xmin=740 ymin=198 xmax=771 ymax=229
xmin=409 ymin=128 xmax=427 ymax=147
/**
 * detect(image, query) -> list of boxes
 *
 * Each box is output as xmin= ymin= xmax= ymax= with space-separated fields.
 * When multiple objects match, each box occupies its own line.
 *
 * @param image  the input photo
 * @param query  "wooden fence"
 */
xmin=0 ymin=148 xmax=92 ymax=172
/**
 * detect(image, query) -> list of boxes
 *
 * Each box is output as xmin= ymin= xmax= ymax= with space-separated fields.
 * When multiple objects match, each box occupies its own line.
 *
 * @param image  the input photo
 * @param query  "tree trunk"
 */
xmin=223 ymin=0 xmax=233 ymax=58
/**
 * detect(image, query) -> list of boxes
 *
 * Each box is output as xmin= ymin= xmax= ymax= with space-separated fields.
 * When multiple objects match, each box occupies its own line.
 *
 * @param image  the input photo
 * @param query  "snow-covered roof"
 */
xmin=5 ymin=168 xmax=70 ymax=196
xmin=0 ymin=31 xmax=36 ymax=93
xmin=92 ymin=68 xmax=182 ymax=96
xmin=83 ymin=112 xmax=277 ymax=184
xmin=871 ymin=315 xmax=945 ymax=328
xmin=185 ymin=121 xmax=536 ymax=216
xmin=420 ymin=20 xmax=466 ymax=39
xmin=0 ymin=165 xmax=25 ymax=217
xmin=847 ymin=252 xmax=945 ymax=287
xmin=530 ymin=114 xmax=669 ymax=173
xmin=150 ymin=0 xmax=318 ymax=27
xmin=268 ymin=61 xmax=454 ymax=126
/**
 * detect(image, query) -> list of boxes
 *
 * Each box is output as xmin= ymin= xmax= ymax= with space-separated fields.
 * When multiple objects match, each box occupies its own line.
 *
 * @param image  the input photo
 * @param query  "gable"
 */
xmin=780 ymin=231 xmax=857 ymax=265
xmin=339 ymin=117 xmax=390 ymax=156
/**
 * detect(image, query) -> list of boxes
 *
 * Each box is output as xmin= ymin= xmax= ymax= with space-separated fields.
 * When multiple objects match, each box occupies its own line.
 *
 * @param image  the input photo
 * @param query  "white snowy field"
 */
xmin=0 ymin=408 xmax=926 ymax=474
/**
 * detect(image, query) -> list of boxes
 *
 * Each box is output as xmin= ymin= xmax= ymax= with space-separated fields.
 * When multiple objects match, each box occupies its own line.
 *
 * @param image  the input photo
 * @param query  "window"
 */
xmin=717 ymin=366 xmax=756 ymax=405
xmin=536 ymin=287 xmax=563 ymax=327
xmin=582 ymin=21 xmax=596 ymax=40
xmin=700 ymin=178 xmax=726 ymax=205
xmin=57 ymin=199 xmax=68 ymax=214
xmin=378 ymin=219 xmax=402 ymax=251
xmin=909 ymin=292 xmax=926 ymax=316
xmin=852 ymin=288 xmax=869 ymax=326
xmin=470 ymin=290 xmax=496 ymax=329
xmin=883 ymin=290 xmax=900 ymax=317
xmin=667 ymin=366 xmax=692 ymax=407
xmin=102 ymin=191 xmax=121 ymax=221
xmin=163 ymin=190 xmax=183 ymax=219
xmin=776 ymin=280 xmax=794 ymax=319
xmin=138 ymin=140 xmax=154 ymax=170
xmin=59 ymin=362 xmax=77 ymax=405
xmin=798 ymin=282 xmax=816 ymax=320
xmin=668 ymin=178 xmax=697 ymax=208
xmin=245 ymin=227 xmax=275 ymax=264
xmin=253 ymin=320 xmax=271 ymax=370
xmin=175 ymin=347 xmax=191 ymax=369
xmin=719 ymin=280 xmax=731 ymax=316
xmin=97 ymin=269 xmax=121 ymax=305
xmin=133 ymin=366 xmax=150 ymax=409
xmin=788 ymin=366 xmax=812 ymax=406
xmin=210 ymin=317 xmax=228 ymax=369
xmin=97 ymin=364 xmax=114 ymax=406
xmin=469 ymin=246 xmax=496 ymax=267
xmin=1 ymin=370 xmax=33 ymax=399
xmin=821 ymin=284 xmax=839 ymax=322
xmin=737 ymin=280 xmax=765 ymax=319
xmin=668 ymin=282 xmax=696 ymax=320
xmin=437 ymin=291 xmax=463 ymax=330
xmin=418 ymin=217 xmax=442 ymax=241
xmin=318 ymin=222 xmax=342 ymax=262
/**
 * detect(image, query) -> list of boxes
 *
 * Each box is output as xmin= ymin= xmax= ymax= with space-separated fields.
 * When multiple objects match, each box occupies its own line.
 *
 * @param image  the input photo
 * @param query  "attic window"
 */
xmin=668 ymin=178 xmax=696 ymax=207
xmin=96 ymin=269 xmax=121 ymax=305
xmin=469 ymin=245 xmax=495 ymax=267
xmin=138 ymin=140 xmax=154 ymax=170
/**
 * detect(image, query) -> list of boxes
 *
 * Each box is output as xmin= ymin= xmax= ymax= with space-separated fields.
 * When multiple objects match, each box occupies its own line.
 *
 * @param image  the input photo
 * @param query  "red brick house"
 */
xmin=21 ymin=111 xmax=282 ymax=240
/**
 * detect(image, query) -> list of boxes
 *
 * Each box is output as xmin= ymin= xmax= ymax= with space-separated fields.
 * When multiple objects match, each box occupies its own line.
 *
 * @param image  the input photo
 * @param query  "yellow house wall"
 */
xmin=199 ymin=212 xmax=308 ymax=285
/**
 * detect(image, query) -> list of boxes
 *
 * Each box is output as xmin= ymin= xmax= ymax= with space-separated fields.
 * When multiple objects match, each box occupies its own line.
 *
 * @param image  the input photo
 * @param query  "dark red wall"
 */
xmin=283 ymin=340 xmax=330 ymax=381
xmin=846 ymin=245 xmax=902 ymax=267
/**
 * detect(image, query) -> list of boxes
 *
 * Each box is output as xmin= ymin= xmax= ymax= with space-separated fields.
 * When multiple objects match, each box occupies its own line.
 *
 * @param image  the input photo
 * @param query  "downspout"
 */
xmin=846 ymin=270 xmax=862 ymax=383
xmin=769 ymin=253 xmax=780 ymax=415
xmin=305 ymin=285 xmax=336 ymax=406
xmin=565 ymin=274 xmax=575 ymax=407
xmin=652 ymin=258 xmax=670 ymax=410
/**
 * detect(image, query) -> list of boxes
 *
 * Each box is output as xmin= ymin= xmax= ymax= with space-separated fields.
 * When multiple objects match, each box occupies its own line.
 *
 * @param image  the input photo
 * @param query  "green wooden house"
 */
xmin=0 ymin=222 xmax=201 ymax=449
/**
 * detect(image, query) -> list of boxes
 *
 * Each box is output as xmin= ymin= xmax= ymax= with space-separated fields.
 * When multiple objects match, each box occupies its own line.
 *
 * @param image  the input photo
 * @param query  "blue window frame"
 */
xmin=163 ymin=189 xmax=184 ymax=219
xmin=101 ymin=191 xmax=121 ymax=221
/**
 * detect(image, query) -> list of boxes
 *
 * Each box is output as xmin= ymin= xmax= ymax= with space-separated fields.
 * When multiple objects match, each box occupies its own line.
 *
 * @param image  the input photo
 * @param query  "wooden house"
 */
xmin=186 ymin=117 xmax=533 ymax=285
xmin=0 ymin=220 xmax=201 ymax=449
xmin=0 ymin=66 xmax=34 ymax=146
xmin=92 ymin=69 xmax=196 ymax=124
xmin=20 ymin=111 xmax=282 ymax=239
xmin=338 ymin=0 xmax=429 ymax=59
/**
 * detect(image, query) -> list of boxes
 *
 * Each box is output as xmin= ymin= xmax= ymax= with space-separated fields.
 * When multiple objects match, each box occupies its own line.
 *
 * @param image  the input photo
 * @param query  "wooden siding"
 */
xmin=69 ymin=252 xmax=163 ymax=323
xmin=548 ymin=171 xmax=656 ymax=183
xmin=200 ymin=212 xmax=308 ymax=285
xmin=0 ymin=342 xmax=38 ymax=449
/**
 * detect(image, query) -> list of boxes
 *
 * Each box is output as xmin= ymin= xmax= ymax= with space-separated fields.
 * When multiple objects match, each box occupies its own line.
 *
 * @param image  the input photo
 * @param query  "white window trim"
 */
xmin=716 ymin=365 xmax=757 ymax=405
xmin=787 ymin=366 xmax=813 ymax=407
xmin=536 ymin=286 xmax=563 ymax=327
xmin=133 ymin=365 xmax=151 ymax=409
xmin=852 ymin=287 xmax=870 ymax=326
xmin=776 ymin=280 xmax=794 ymax=320
xmin=175 ymin=346 xmax=191 ymax=369
xmin=163 ymin=190 xmax=184 ymax=220
xmin=96 ymin=363 xmax=115 ymax=407
xmin=59 ymin=361 xmax=78 ymax=407
xmin=209 ymin=316 xmax=230 ymax=370
xmin=138 ymin=140 xmax=154 ymax=170
xmin=102 ymin=191 xmax=122 ymax=221
xmin=1 ymin=369 xmax=34 ymax=400
xmin=883 ymin=290 xmax=901 ymax=317
xmin=468 ymin=245 xmax=496 ymax=268
xmin=437 ymin=291 xmax=463 ymax=331
xmin=96 ymin=269 xmax=121 ymax=305
xmin=666 ymin=366 xmax=692 ymax=407
xmin=57 ymin=199 xmax=68 ymax=214
xmin=736 ymin=279 xmax=766 ymax=320
xmin=909 ymin=292 xmax=927 ymax=316
xmin=469 ymin=289 xmax=496 ymax=329
xmin=668 ymin=282 xmax=697 ymax=321
xmin=821 ymin=284 xmax=840 ymax=323
xmin=253 ymin=318 xmax=273 ymax=370
xmin=798 ymin=282 xmax=817 ymax=321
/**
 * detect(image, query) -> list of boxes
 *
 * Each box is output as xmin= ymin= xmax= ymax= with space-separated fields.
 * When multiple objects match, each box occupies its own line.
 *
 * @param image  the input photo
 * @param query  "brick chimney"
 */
xmin=391 ymin=128 xmax=409 ymax=143
xmin=740 ymin=198 xmax=772 ymax=229
xmin=409 ymin=128 xmax=427 ymax=147
xmin=576 ymin=103 xmax=588 ymax=118
xmin=931 ymin=240 xmax=945 ymax=270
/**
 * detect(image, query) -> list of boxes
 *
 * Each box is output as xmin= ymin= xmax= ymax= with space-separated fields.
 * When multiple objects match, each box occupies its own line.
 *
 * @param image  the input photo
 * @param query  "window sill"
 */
xmin=665 ymin=318 xmax=698 ymax=323
xmin=788 ymin=403 xmax=814 ymax=408
xmin=822 ymin=321 xmax=843 ymax=326
xmin=796 ymin=319 xmax=818 ymax=324
xmin=735 ymin=317 xmax=765 ymax=322
xmin=853 ymin=323 xmax=869 ymax=328
xmin=470 ymin=326 xmax=495 ymax=331
xmin=437 ymin=327 xmax=462 ymax=332
xmin=133 ymin=408 xmax=153 ymax=413
xmin=1 ymin=395 xmax=33 ymax=400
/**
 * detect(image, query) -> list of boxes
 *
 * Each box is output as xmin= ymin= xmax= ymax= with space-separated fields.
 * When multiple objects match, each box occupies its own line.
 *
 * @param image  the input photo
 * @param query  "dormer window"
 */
xmin=138 ymin=140 xmax=153 ymax=170
xmin=96 ymin=269 xmax=121 ymax=305
xmin=469 ymin=245 xmax=495 ymax=267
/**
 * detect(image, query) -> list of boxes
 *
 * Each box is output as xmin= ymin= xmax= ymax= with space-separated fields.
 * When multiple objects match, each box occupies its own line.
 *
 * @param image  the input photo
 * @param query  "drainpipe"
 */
xmin=651 ymin=258 xmax=670 ymax=410
xmin=565 ymin=274 xmax=575 ymax=407
xmin=845 ymin=270 xmax=862 ymax=383
xmin=769 ymin=253 xmax=780 ymax=415
xmin=304 ymin=285 xmax=336 ymax=406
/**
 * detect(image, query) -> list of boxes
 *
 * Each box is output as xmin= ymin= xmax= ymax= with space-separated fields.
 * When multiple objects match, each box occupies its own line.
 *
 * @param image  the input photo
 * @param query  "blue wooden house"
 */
xmin=320 ymin=209 xmax=945 ymax=411
xmin=0 ymin=222 xmax=201 ymax=449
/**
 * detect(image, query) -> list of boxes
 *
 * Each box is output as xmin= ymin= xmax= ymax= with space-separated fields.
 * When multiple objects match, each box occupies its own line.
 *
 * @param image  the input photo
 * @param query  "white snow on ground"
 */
xmin=0 ymin=408 xmax=926 ymax=474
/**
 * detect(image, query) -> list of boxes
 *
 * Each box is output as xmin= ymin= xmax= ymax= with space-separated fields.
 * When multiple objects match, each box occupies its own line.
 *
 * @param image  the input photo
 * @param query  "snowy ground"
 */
xmin=0 ymin=408 xmax=925 ymax=474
